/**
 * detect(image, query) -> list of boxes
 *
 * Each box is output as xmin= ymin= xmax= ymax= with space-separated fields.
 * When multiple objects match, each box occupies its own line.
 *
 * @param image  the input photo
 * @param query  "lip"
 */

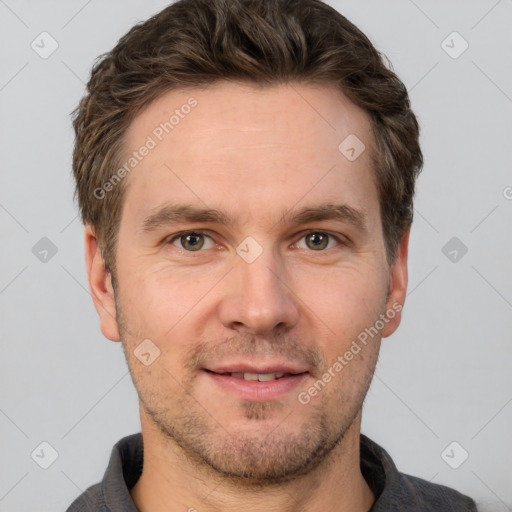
xmin=203 ymin=369 xmax=309 ymax=401
xmin=205 ymin=361 xmax=309 ymax=375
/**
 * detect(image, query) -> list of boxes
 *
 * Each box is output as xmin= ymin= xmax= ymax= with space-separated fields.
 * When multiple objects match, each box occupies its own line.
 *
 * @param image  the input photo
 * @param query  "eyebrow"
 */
xmin=140 ymin=203 xmax=368 ymax=234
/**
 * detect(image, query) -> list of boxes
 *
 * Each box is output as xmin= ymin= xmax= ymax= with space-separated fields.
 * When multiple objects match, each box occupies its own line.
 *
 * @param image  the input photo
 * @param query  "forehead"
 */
xmin=120 ymin=81 xmax=378 ymax=230
xmin=125 ymin=80 xmax=372 ymax=153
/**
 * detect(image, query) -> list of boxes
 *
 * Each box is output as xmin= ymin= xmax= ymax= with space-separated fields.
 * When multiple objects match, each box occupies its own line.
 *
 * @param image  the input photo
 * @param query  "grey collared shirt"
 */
xmin=66 ymin=433 xmax=478 ymax=511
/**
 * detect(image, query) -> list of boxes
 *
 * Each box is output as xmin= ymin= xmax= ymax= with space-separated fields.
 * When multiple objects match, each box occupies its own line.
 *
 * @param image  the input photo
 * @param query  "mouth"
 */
xmin=204 ymin=370 xmax=303 ymax=382
xmin=202 ymin=365 xmax=310 ymax=401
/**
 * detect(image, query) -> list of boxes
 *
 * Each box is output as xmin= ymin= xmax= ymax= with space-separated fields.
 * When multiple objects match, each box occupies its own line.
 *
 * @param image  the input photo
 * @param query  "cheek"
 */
xmin=117 ymin=267 xmax=220 ymax=344
xmin=296 ymin=264 xmax=388 ymax=350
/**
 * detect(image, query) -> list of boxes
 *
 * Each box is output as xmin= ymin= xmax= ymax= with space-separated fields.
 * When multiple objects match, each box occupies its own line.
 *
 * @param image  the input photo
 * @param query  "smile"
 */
xmin=207 ymin=371 xmax=289 ymax=381
xmin=203 ymin=368 xmax=309 ymax=401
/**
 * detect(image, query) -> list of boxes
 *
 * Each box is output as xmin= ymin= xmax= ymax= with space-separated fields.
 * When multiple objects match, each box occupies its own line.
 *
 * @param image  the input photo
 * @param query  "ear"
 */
xmin=84 ymin=225 xmax=121 ymax=342
xmin=381 ymin=228 xmax=409 ymax=338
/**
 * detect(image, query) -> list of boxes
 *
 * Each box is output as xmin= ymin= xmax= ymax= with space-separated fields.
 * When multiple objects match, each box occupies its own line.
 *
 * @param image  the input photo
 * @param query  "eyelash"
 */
xmin=167 ymin=230 xmax=347 ymax=253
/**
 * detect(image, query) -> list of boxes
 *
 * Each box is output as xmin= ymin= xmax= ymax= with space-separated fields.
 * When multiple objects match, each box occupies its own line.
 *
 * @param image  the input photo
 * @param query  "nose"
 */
xmin=217 ymin=250 xmax=300 ymax=335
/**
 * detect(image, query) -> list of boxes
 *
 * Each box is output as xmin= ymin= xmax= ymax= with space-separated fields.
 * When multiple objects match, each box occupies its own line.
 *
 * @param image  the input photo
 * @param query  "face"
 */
xmin=86 ymin=81 xmax=408 ymax=483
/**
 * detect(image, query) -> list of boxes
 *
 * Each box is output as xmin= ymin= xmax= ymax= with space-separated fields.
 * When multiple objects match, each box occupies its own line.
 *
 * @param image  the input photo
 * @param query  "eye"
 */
xmin=296 ymin=231 xmax=341 ymax=251
xmin=170 ymin=231 xmax=215 ymax=251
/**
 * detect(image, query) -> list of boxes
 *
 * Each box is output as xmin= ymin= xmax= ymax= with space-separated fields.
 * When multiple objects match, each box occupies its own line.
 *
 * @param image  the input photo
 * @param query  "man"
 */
xmin=66 ymin=0 xmax=478 ymax=510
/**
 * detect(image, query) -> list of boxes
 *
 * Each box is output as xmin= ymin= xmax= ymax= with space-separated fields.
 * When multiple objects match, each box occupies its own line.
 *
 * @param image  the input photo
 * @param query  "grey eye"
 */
xmin=172 ymin=232 xmax=214 ymax=251
xmin=296 ymin=231 xmax=342 ymax=251
xmin=304 ymin=232 xmax=329 ymax=250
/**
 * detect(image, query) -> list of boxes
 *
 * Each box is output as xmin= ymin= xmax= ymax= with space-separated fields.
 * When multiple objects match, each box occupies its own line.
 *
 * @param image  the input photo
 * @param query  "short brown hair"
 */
xmin=72 ymin=0 xmax=423 ymax=272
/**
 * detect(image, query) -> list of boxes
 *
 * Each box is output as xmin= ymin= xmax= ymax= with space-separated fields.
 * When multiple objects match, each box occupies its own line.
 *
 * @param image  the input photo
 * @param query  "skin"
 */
xmin=85 ymin=81 xmax=409 ymax=512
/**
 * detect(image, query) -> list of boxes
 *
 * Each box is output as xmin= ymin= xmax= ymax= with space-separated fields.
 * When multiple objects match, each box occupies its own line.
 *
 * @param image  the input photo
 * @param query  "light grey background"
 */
xmin=1 ymin=1 xmax=511 ymax=511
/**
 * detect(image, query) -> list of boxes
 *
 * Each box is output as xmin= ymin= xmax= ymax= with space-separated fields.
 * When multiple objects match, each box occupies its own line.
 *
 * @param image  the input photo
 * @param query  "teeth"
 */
xmin=256 ymin=373 xmax=276 ymax=382
xmin=239 ymin=372 xmax=286 ymax=381
xmin=219 ymin=372 xmax=289 ymax=381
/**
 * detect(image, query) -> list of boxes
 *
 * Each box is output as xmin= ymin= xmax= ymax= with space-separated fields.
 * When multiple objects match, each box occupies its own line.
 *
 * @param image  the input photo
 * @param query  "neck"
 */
xmin=130 ymin=405 xmax=375 ymax=512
